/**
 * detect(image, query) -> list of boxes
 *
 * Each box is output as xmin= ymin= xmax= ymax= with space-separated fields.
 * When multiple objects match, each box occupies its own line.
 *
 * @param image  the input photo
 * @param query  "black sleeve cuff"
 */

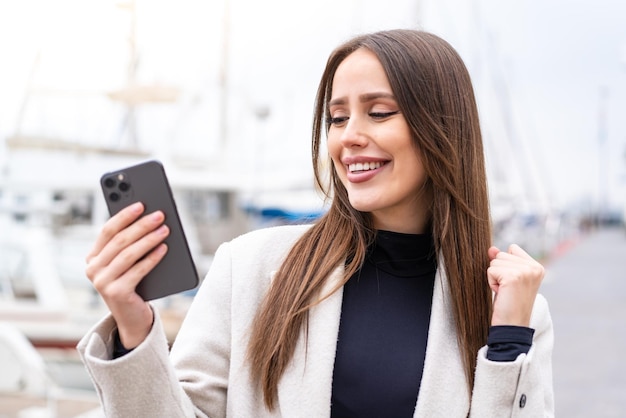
xmin=486 ymin=325 xmax=535 ymax=362
xmin=113 ymin=329 xmax=134 ymax=359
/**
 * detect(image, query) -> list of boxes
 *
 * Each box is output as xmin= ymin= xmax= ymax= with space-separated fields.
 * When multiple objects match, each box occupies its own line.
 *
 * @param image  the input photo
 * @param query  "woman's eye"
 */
xmin=327 ymin=116 xmax=349 ymax=126
xmin=370 ymin=110 xmax=400 ymax=120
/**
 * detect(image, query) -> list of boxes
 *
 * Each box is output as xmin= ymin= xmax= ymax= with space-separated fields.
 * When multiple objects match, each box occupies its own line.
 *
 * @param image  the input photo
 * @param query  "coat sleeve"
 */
xmin=76 ymin=240 xmax=236 ymax=418
xmin=469 ymin=294 xmax=555 ymax=417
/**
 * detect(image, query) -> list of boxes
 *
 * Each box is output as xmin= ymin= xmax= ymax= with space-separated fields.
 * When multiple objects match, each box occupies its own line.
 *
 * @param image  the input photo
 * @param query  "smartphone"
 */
xmin=100 ymin=160 xmax=199 ymax=301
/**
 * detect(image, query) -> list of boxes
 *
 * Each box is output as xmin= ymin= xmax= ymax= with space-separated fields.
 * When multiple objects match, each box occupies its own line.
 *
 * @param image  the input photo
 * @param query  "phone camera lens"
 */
xmin=118 ymin=182 xmax=130 ymax=192
xmin=109 ymin=192 xmax=120 ymax=202
xmin=104 ymin=178 xmax=116 ymax=188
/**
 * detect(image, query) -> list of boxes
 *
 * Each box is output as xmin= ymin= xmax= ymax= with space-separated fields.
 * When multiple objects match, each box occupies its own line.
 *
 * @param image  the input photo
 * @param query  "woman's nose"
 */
xmin=340 ymin=117 xmax=368 ymax=148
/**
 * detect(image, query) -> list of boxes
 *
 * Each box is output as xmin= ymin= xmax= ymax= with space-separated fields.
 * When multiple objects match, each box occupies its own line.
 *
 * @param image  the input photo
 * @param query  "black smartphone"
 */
xmin=100 ymin=160 xmax=199 ymax=301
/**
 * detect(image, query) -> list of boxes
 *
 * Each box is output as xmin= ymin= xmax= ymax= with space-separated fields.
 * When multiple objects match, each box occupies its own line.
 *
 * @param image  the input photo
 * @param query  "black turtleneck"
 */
xmin=331 ymin=230 xmax=437 ymax=418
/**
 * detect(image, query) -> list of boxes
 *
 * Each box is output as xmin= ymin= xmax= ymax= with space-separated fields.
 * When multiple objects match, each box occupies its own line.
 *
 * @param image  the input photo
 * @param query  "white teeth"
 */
xmin=349 ymin=162 xmax=382 ymax=172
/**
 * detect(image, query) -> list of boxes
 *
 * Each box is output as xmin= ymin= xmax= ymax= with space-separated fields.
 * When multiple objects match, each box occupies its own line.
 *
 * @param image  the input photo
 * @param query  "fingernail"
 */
xmin=155 ymin=244 xmax=167 ymax=255
xmin=156 ymin=225 xmax=169 ymax=235
xmin=152 ymin=211 xmax=164 ymax=222
xmin=130 ymin=202 xmax=143 ymax=213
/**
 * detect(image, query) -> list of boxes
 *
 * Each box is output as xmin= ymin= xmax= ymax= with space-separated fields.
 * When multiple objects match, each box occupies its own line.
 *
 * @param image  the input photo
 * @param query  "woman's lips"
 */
xmin=345 ymin=160 xmax=388 ymax=183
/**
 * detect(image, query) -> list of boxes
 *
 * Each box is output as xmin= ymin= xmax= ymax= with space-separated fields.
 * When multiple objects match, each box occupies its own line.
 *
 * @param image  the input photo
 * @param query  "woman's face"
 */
xmin=327 ymin=48 xmax=430 ymax=234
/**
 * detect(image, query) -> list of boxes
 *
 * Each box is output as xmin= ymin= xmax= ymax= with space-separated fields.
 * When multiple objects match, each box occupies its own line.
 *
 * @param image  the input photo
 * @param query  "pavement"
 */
xmin=540 ymin=226 xmax=626 ymax=417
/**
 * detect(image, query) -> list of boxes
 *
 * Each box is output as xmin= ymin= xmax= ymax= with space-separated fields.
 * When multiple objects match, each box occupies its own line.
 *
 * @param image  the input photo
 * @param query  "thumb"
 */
xmin=488 ymin=246 xmax=500 ymax=261
xmin=507 ymin=243 xmax=534 ymax=261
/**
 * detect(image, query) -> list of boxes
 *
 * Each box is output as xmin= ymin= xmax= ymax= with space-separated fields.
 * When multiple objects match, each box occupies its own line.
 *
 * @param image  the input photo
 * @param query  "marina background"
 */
xmin=0 ymin=0 xmax=625 ymax=417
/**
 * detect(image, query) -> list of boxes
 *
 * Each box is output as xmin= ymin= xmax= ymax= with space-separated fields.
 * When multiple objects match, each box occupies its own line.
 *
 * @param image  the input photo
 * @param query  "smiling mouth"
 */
xmin=348 ymin=161 xmax=386 ymax=173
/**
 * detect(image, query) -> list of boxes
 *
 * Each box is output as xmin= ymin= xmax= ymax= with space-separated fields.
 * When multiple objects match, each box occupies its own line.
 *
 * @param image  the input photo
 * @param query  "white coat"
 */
xmin=77 ymin=224 xmax=554 ymax=417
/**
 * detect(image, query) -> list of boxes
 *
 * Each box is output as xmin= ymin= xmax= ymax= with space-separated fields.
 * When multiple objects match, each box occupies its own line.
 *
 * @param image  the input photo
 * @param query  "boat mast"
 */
xmin=218 ymin=0 xmax=230 ymax=149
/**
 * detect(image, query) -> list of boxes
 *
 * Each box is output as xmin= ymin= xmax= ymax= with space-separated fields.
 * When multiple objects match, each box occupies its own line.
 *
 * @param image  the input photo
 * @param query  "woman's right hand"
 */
xmin=85 ymin=202 xmax=170 ymax=349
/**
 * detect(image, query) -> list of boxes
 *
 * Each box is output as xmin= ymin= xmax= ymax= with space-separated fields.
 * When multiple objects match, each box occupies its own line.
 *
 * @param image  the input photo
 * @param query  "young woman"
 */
xmin=79 ymin=29 xmax=554 ymax=417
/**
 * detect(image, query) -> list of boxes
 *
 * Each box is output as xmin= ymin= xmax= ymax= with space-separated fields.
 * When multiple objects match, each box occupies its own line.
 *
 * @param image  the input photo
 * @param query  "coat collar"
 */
xmin=276 ymin=262 xmax=470 ymax=418
xmin=276 ymin=264 xmax=344 ymax=418
xmin=414 ymin=264 xmax=471 ymax=416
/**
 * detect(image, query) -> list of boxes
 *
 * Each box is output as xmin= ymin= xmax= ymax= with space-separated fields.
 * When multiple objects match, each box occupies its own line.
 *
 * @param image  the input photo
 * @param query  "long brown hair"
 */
xmin=247 ymin=29 xmax=492 ymax=410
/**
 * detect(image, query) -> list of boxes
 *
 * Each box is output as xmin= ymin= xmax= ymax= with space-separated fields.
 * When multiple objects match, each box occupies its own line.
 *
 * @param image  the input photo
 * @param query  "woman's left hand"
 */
xmin=487 ymin=244 xmax=545 ymax=327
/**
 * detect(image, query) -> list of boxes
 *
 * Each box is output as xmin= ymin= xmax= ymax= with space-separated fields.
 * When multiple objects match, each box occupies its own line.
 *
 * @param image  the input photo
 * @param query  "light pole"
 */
xmin=597 ymin=85 xmax=609 ymax=225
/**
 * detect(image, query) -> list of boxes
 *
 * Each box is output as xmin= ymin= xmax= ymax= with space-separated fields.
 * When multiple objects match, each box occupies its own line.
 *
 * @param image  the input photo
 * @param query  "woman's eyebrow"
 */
xmin=328 ymin=92 xmax=396 ymax=107
xmin=359 ymin=92 xmax=396 ymax=102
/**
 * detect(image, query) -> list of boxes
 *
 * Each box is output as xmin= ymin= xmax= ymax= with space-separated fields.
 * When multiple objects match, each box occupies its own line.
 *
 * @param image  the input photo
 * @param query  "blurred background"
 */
xmin=0 ymin=0 xmax=624 ymax=417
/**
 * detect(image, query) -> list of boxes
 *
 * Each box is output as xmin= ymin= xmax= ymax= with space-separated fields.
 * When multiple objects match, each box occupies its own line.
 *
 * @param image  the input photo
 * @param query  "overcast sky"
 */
xmin=1 ymin=0 xmax=625 ymax=211
xmin=472 ymin=0 xmax=626 ymax=212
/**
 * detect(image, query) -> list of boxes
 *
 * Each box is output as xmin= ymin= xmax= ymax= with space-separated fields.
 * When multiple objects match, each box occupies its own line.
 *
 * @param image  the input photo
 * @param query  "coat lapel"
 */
xmin=276 ymin=264 xmax=344 ymax=418
xmin=413 ymin=265 xmax=470 ymax=417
